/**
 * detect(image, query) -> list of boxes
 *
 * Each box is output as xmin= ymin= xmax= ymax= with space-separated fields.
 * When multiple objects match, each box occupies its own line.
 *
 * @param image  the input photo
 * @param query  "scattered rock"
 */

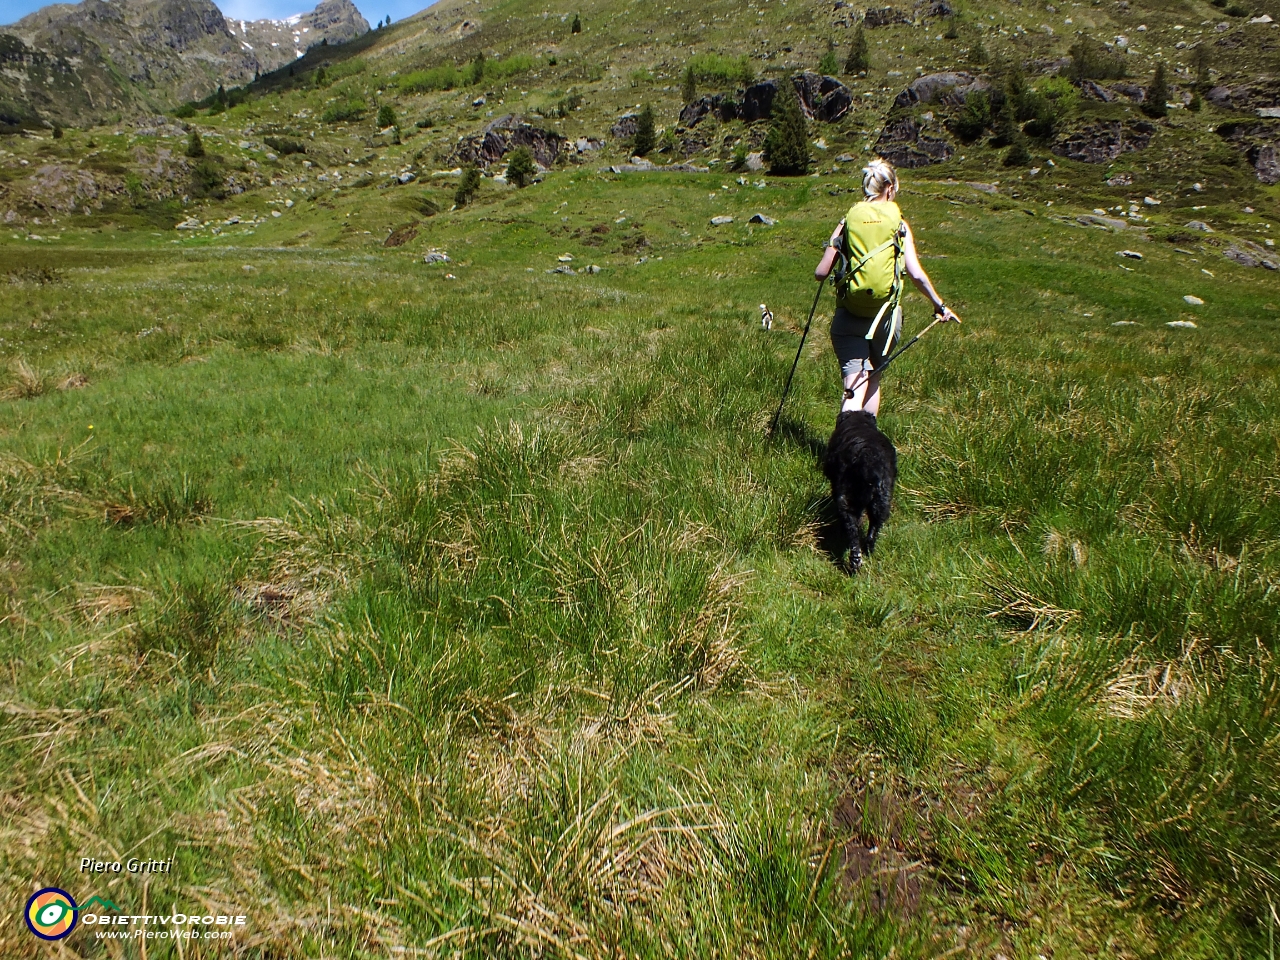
xmin=1258 ymin=108 xmax=1280 ymax=119
xmin=1106 ymin=172 xmax=1133 ymax=186
xmin=423 ymin=250 xmax=451 ymax=263
xmin=603 ymin=161 xmax=709 ymax=173
xmin=1253 ymin=145 xmax=1280 ymax=185
xmin=749 ymin=213 xmax=776 ymax=225
xmin=558 ymin=254 xmax=574 ymax=261
xmin=57 ymin=373 xmax=89 ymax=390
xmin=1186 ymin=221 xmax=1213 ymax=232
xmin=1224 ymin=241 xmax=1280 ymax=269
xmin=1118 ymin=249 xmax=1144 ymax=260
xmin=835 ymin=153 xmax=856 ymax=163
xmin=384 ymin=222 xmax=419 ymax=247
xmin=1080 ymin=80 xmax=1114 ymax=102
xmin=792 ymin=72 xmax=854 ymax=122
xmin=573 ymin=137 xmax=603 ymax=153
xmin=397 ymin=172 xmax=416 ymax=184
xmin=710 ymin=215 xmax=734 ymax=225
xmin=586 ymin=264 xmax=602 ymax=273
xmin=1111 ymin=82 xmax=1146 ymax=103
xmin=1112 ymin=320 xmax=1139 ymax=326
xmin=967 ymin=181 xmax=998 ymax=194
xmin=547 ymin=265 xmax=577 ymax=274
xmin=864 ymin=6 xmax=910 ymax=27
xmin=679 ymin=94 xmax=740 ymax=127
xmin=745 ymin=152 xmax=765 ymax=171
xmin=175 ymin=217 xmax=201 ymax=229
xmin=1143 ymin=196 xmax=1160 ymax=206
xmin=740 ymin=81 xmax=778 ymax=123
xmin=1167 ymin=320 xmax=1198 ymax=328
xmin=1183 ymin=295 xmax=1204 ymax=305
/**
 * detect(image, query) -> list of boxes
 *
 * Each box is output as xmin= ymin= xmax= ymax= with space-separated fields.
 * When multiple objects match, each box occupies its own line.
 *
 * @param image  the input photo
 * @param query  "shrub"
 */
xmin=1003 ymin=133 xmax=1030 ymax=166
xmin=314 ymin=66 xmax=327 ymax=87
xmin=944 ymin=16 xmax=960 ymax=40
xmin=377 ymin=103 xmax=396 ymax=128
xmin=1188 ymin=92 xmax=1203 ymax=113
xmin=398 ymin=65 xmax=462 ymax=93
xmin=506 ymin=146 xmax=536 ymax=187
xmin=185 ymin=129 xmax=204 ymax=158
xmin=969 ymin=38 xmax=989 ymax=65
xmin=763 ymin=86 xmax=809 ymax=176
xmin=818 ymin=48 xmax=838 ymax=76
xmin=263 ymin=135 xmax=305 ymax=155
xmin=682 ymin=65 xmax=696 ymax=103
xmin=845 ymin=24 xmax=870 ymax=74
xmin=321 ymin=99 xmax=366 ymax=123
xmin=467 ymin=52 xmax=486 ymax=85
xmin=52 ymin=125 xmax=63 ymax=139
xmin=1191 ymin=45 xmax=1212 ymax=90
xmin=571 ymin=13 xmax=581 ymax=33
xmin=953 ymin=89 xmax=991 ymax=142
xmin=1142 ymin=63 xmax=1169 ymax=119
xmin=730 ymin=141 xmax=749 ymax=170
xmin=415 ymin=116 xmax=434 ymax=129
xmin=687 ymin=52 xmax=754 ymax=87
xmin=484 ymin=53 xmax=535 ymax=82
xmin=633 ymin=103 xmax=656 ymax=156
xmin=189 ymin=156 xmax=224 ymax=198
xmin=1068 ymin=36 xmax=1127 ymax=81
xmin=173 ymin=102 xmax=197 ymax=118
xmin=455 ymin=165 xmax=481 ymax=206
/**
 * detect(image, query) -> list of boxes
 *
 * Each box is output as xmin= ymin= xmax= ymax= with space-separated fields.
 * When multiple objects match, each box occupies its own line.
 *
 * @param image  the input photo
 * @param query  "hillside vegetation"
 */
xmin=1 ymin=0 xmax=1279 ymax=956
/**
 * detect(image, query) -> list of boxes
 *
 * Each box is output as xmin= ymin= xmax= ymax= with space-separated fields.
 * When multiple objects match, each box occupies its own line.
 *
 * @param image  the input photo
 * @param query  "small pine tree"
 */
xmin=1003 ymin=133 xmax=1030 ymax=167
xmin=571 ymin=13 xmax=581 ymax=33
xmin=506 ymin=146 xmax=536 ymax=187
xmin=969 ymin=38 xmax=989 ymax=65
xmin=377 ymin=103 xmax=396 ymax=128
xmin=52 ymin=125 xmax=64 ymax=139
xmin=1191 ymin=44 xmax=1211 ymax=90
xmin=186 ymin=129 xmax=205 ymax=158
xmin=1188 ymin=92 xmax=1203 ymax=112
xmin=681 ymin=65 xmax=696 ymax=104
xmin=1142 ymin=62 xmax=1169 ymax=119
xmin=763 ymin=85 xmax=809 ymax=176
xmin=314 ymin=66 xmax=327 ymax=87
xmin=818 ymin=46 xmax=839 ymax=76
xmin=468 ymin=52 xmax=486 ymax=85
xmin=633 ymin=104 xmax=657 ymax=156
xmin=845 ymin=23 xmax=869 ymax=74
xmin=385 ymin=15 xmax=391 ymax=26
xmin=455 ymin=165 xmax=481 ymax=206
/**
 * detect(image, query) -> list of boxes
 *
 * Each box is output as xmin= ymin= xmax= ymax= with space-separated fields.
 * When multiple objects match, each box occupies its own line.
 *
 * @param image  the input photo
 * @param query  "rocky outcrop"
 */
xmin=1252 ymin=144 xmax=1280 ymax=184
xmin=864 ymin=7 xmax=910 ymax=27
xmin=874 ymin=116 xmax=952 ymax=167
xmin=892 ymin=72 xmax=989 ymax=109
xmin=610 ymin=113 xmax=639 ymax=138
xmin=451 ymin=115 xmax=566 ymax=168
xmin=1052 ymin=121 xmax=1154 ymax=164
xmin=227 ymin=0 xmax=369 ymax=76
xmin=677 ymin=74 xmax=852 ymax=127
xmin=1224 ymin=241 xmax=1280 ymax=269
xmin=1206 ymin=80 xmax=1280 ymax=113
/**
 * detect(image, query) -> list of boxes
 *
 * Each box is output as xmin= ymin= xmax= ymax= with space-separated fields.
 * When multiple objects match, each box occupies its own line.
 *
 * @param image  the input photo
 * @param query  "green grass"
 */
xmin=1 ymin=165 xmax=1277 ymax=956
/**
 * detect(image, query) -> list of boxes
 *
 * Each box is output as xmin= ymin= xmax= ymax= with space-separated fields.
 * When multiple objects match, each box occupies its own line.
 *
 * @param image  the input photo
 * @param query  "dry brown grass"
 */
xmin=1 ymin=358 xmax=46 ymax=400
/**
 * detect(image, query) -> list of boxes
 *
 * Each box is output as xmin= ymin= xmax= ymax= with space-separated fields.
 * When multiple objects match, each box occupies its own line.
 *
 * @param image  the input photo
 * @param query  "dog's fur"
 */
xmin=822 ymin=410 xmax=897 ymax=573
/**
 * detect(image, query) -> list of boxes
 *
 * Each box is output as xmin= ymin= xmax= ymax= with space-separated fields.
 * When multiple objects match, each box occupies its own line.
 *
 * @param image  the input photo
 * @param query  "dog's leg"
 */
xmin=864 ymin=482 xmax=892 ymax=557
xmin=835 ymin=494 xmax=863 ymax=574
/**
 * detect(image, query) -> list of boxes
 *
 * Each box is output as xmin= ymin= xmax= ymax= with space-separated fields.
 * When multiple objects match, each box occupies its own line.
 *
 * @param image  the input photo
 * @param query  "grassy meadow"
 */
xmin=2 ymin=165 xmax=1278 ymax=957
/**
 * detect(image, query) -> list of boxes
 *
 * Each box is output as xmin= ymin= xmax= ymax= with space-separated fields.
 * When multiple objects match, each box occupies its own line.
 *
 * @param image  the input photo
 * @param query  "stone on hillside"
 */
xmin=740 ymin=81 xmax=778 ymax=123
xmin=611 ymin=113 xmax=639 ymax=138
xmin=548 ymin=264 xmax=576 ymax=274
xmin=864 ymin=6 xmax=909 ymax=27
xmin=423 ymin=250 xmax=450 ymax=263
xmin=791 ymin=72 xmax=854 ymax=122
xmin=1080 ymin=80 xmax=1114 ymax=102
xmin=749 ymin=213 xmax=776 ymax=225
xmin=745 ymin=151 xmax=765 ymax=171
xmin=1167 ymin=320 xmax=1198 ymax=328
xmin=679 ymin=94 xmax=740 ymax=127
xmin=710 ymin=215 xmax=734 ymax=225
xmin=875 ymin=116 xmax=952 ymax=168
xmin=1224 ymin=241 xmax=1280 ymax=269
xmin=1143 ymin=196 xmax=1160 ymax=206
xmin=1183 ymin=295 xmax=1204 ymax=305
xmin=1186 ymin=220 xmax=1213 ymax=232
xmin=1253 ymin=144 xmax=1280 ymax=184
xmin=1111 ymin=82 xmax=1146 ymax=102
xmin=1054 ymin=122 xmax=1154 ymax=164
xmin=1118 ymin=249 xmax=1143 ymax=259
xmin=927 ymin=1 xmax=954 ymax=15
xmin=892 ymin=72 xmax=987 ymax=109
xmin=1078 ymin=214 xmax=1129 ymax=230
xmin=176 ymin=217 xmax=201 ymax=229
xmin=451 ymin=115 xmax=565 ymax=168
xmin=586 ymin=264 xmax=602 ymax=273
xmin=574 ymin=137 xmax=603 ymax=153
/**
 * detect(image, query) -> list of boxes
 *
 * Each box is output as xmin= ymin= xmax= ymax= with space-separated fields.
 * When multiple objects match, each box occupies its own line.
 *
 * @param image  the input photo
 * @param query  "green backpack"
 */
xmin=834 ymin=200 xmax=907 ymax=343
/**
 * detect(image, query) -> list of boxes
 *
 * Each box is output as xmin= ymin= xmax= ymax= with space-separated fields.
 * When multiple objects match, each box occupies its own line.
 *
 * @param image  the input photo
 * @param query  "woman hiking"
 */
xmin=814 ymin=158 xmax=960 ymax=417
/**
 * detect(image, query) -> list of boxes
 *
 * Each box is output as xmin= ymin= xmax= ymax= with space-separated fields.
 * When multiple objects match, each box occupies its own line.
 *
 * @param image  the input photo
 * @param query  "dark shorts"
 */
xmin=830 ymin=304 xmax=895 ymax=377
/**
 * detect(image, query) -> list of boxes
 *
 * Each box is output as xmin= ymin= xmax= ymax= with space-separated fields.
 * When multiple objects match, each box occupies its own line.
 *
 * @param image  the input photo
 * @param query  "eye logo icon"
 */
xmin=25 ymin=887 xmax=78 ymax=940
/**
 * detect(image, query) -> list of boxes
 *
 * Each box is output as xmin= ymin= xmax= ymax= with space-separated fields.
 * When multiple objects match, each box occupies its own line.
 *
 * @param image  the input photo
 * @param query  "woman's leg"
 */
xmin=841 ymin=367 xmax=882 ymax=414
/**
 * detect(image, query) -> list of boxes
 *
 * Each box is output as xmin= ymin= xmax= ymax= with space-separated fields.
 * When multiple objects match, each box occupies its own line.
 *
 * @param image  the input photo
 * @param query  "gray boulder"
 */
xmin=1053 ymin=121 xmax=1154 ymax=164
xmin=864 ymin=6 xmax=909 ymax=27
xmin=749 ymin=213 xmax=776 ymax=225
xmin=610 ymin=113 xmax=639 ymax=138
xmin=451 ymin=115 xmax=565 ymax=168
xmin=1225 ymin=241 xmax=1280 ymax=269
xmin=1252 ymin=144 xmax=1280 ymax=184
xmin=892 ymin=72 xmax=988 ymax=109
xmin=874 ymin=116 xmax=952 ymax=167
xmin=791 ymin=72 xmax=854 ymax=122
xmin=740 ymin=81 xmax=778 ymax=122
xmin=679 ymin=94 xmax=739 ymax=127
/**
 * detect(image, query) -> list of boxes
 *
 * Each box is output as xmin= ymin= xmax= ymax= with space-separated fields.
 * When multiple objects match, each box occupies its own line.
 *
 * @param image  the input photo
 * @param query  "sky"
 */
xmin=2 ymin=0 xmax=434 ymax=28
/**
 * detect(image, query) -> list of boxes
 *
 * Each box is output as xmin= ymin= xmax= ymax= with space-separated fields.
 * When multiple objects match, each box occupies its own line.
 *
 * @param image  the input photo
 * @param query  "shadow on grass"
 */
xmin=769 ymin=414 xmax=828 ymax=461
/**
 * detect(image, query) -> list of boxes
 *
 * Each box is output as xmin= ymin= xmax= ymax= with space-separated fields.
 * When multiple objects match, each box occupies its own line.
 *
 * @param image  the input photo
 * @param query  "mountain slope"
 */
xmin=0 ymin=0 xmax=369 ymax=129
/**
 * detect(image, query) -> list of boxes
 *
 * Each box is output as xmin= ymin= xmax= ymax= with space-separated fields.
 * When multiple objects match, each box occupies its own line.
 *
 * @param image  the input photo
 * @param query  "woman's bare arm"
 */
xmin=901 ymin=221 xmax=960 ymax=321
xmin=814 ymin=220 xmax=845 ymax=280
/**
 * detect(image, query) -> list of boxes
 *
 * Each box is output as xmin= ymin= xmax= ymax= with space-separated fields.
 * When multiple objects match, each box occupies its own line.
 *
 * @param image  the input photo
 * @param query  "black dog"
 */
xmin=822 ymin=411 xmax=897 ymax=574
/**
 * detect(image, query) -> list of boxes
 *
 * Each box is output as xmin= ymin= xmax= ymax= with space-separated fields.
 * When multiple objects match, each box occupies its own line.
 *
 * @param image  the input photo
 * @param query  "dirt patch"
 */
xmin=383 ymin=221 xmax=419 ymax=247
xmin=832 ymin=784 xmax=926 ymax=916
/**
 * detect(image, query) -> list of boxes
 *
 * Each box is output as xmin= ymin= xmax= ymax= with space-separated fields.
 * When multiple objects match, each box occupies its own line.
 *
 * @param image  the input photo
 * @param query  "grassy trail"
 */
xmin=2 ymin=172 xmax=1278 ymax=957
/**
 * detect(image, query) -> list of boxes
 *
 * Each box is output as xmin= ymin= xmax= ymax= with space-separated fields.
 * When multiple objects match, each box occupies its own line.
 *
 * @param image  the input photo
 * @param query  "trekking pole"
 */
xmin=768 ymin=274 xmax=827 ymax=438
xmin=874 ymin=311 xmax=956 ymax=377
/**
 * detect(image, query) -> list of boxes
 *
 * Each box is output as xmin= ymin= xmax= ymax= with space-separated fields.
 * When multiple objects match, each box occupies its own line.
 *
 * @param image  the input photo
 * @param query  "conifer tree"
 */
xmin=506 ymin=147 xmax=536 ymax=187
xmin=818 ymin=39 xmax=838 ymax=75
xmin=681 ymin=65 xmax=696 ymax=104
xmin=455 ymin=166 xmax=481 ymax=206
xmin=377 ymin=103 xmax=396 ymax=129
xmin=571 ymin=13 xmax=581 ymax=33
xmin=1143 ymin=62 xmax=1169 ymax=118
xmin=633 ymin=104 xmax=656 ymax=156
xmin=763 ymin=85 xmax=809 ymax=176
xmin=845 ymin=23 xmax=869 ymax=74
xmin=186 ymin=129 xmax=205 ymax=158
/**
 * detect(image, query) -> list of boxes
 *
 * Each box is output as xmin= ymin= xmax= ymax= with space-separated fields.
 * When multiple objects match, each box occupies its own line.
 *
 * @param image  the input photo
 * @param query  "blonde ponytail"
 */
xmin=862 ymin=158 xmax=898 ymax=199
